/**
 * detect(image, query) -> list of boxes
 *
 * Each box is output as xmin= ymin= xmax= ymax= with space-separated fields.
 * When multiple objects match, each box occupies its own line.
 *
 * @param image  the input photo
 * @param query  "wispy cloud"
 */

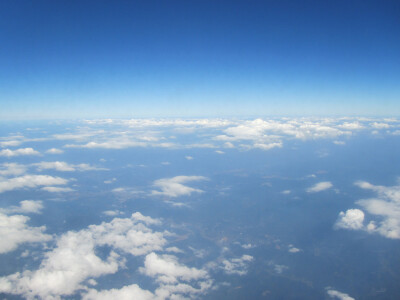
xmin=151 ymin=176 xmax=207 ymax=198
xmin=0 ymin=148 xmax=40 ymax=157
xmin=306 ymin=181 xmax=333 ymax=193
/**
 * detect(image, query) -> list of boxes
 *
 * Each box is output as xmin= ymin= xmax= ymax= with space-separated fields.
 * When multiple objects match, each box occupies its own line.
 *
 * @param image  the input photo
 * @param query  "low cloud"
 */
xmin=151 ymin=176 xmax=207 ymax=198
xmin=326 ymin=288 xmax=355 ymax=300
xmin=1 ymin=200 xmax=43 ymax=214
xmin=0 ymin=212 xmax=51 ymax=254
xmin=0 ymin=163 xmax=27 ymax=177
xmin=221 ymin=255 xmax=253 ymax=275
xmin=306 ymin=181 xmax=333 ymax=193
xmin=0 ymin=148 xmax=40 ymax=157
xmin=0 ymin=175 xmax=69 ymax=193
xmin=335 ymin=209 xmax=365 ymax=230
xmin=34 ymin=161 xmax=108 ymax=172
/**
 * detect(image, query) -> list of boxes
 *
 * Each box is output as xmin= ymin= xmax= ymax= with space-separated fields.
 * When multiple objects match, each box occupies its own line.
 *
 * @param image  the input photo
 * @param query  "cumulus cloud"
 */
xmin=0 ymin=212 xmax=51 ymax=254
xmin=83 ymin=284 xmax=155 ymax=300
xmin=0 ymin=212 xmax=167 ymax=299
xmin=0 ymin=175 xmax=69 ymax=193
xmin=0 ymin=147 xmax=40 ymax=157
xmin=151 ymin=176 xmax=207 ymax=198
xmin=140 ymin=252 xmax=208 ymax=284
xmin=335 ymin=209 xmax=365 ymax=230
xmin=326 ymin=288 xmax=355 ymax=300
xmin=34 ymin=161 xmax=108 ymax=172
xmin=1 ymin=200 xmax=43 ymax=214
xmin=0 ymin=163 xmax=27 ymax=177
xmin=336 ymin=180 xmax=400 ymax=239
xmin=306 ymin=181 xmax=333 ymax=193
xmin=221 ymin=255 xmax=253 ymax=275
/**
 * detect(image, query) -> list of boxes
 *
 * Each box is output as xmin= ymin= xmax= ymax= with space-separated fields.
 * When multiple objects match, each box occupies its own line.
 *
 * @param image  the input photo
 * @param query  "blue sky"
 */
xmin=1 ymin=0 xmax=399 ymax=119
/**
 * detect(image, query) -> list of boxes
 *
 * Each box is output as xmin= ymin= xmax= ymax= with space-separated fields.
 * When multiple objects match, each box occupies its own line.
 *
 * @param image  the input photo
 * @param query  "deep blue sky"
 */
xmin=1 ymin=0 xmax=399 ymax=119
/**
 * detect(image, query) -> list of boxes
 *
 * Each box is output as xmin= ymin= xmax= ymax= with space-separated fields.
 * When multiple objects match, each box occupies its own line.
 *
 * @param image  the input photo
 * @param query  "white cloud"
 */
xmin=0 ymin=163 xmax=27 ymax=177
xmin=326 ymin=288 xmax=355 ymax=300
xmin=46 ymin=148 xmax=64 ymax=154
xmin=0 ymin=175 xmax=69 ymax=193
xmin=0 ymin=212 xmax=167 ymax=299
xmin=140 ymin=252 xmax=209 ymax=284
xmin=215 ymin=150 xmax=225 ymax=154
xmin=1 ymin=200 xmax=43 ymax=214
xmin=83 ymin=284 xmax=155 ymax=300
xmin=0 ymin=140 xmax=22 ymax=147
xmin=34 ymin=161 xmax=108 ymax=172
xmin=333 ymin=140 xmax=346 ymax=145
xmin=151 ymin=176 xmax=207 ymax=198
xmin=0 ymin=148 xmax=40 ymax=157
xmin=185 ymin=155 xmax=193 ymax=160
xmin=0 ymin=212 xmax=51 ymax=254
xmin=41 ymin=186 xmax=75 ymax=193
xmin=288 ymin=245 xmax=301 ymax=253
xmin=252 ymin=142 xmax=282 ymax=151
xmin=352 ymin=180 xmax=400 ymax=239
xmin=306 ymin=181 xmax=333 ymax=193
xmin=335 ymin=209 xmax=365 ymax=230
xmin=221 ymin=255 xmax=253 ymax=275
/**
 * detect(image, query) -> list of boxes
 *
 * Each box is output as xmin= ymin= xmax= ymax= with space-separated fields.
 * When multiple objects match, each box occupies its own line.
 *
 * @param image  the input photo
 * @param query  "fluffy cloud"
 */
xmin=140 ymin=252 xmax=208 ymax=284
xmin=326 ymin=288 xmax=355 ymax=300
xmin=0 ymin=212 xmax=51 ymax=254
xmin=1 ymin=200 xmax=43 ymax=214
xmin=0 ymin=175 xmax=69 ymax=193
xmin=306 ymin=181 xmax=333 ymax=193
xmin=83 ymin=284 xmax=155 ymax=300
xmin=0 ymin=163 xmax=27 ymax=177
xmin=221 ymin=255 xmax=253 ymax=275
xmin=336 ymin=180 xmax=400 ymax=239
xmin=0 ymin=147 xmax=40 ymax=157
xmin=151 ymin=176 xmax=207 ymax=198
xmin=335 ymin=209 xmax=365 ymax=230
xmin=34 ymin=161 xmax=108 ymax=172
xmin=0 ymin=213 xmax=167 ymax=299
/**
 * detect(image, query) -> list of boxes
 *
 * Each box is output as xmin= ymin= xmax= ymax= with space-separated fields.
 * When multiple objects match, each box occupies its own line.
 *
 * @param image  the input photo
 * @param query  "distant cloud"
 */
xmin=46 ymin=148 xmax=64 ymax=154
xmin=333 ymin=140 xmax=345 ymax=145
xmin=0 ymin=148 xmax=40 ymax=157
xmin=151 ymin=176 xmax=207 ymax=198
xmin=185 ymin=155 xmax=193 ymax=160
xmin=0 ymin=212 xmax=51 ymax=254
xmin=41 ymin=186 xmax=75 ymax=193
xmin=326 ymin=288 xmax=355 ymax=300
xmin=0 ymin=175 xmax=69 ymax=193
xmin=288 ymin=245 xmax=301 ymax=253
xmin=1 ymin=200 xmax=43 ymax=214
xmin=34 ymin=161 xmax=108 ymax=172
xmin=215 ymin=150 xmax=225 ymax=154
xmin=306 ymin=181 xmax=333 ymax=193
xmin=221 ymin=255 xmax=253 ymax=275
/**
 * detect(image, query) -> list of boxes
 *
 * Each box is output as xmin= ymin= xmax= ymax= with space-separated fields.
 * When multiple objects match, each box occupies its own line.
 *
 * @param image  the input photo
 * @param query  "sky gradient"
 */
xmin=1 ymin=0 xmax=399 ymax=119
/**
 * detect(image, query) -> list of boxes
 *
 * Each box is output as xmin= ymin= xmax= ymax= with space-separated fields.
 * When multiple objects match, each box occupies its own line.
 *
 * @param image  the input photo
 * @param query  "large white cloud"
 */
xmin=0 ymin=147 xmax=40 ymax=157
xmin=0 ymin=175 xmax=69 ymax=193
xmin=336 ymin=180 xmax=400 ymax=239
xmin=0 ymin=212 xmax=167 ymax=299
xmin=306 ymin=181 xmax=333 ymax=193
xmin=0 ymin=212 xmax=51 ymax=254
xmin=151 ymin=176 xmax=207 ymax=198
